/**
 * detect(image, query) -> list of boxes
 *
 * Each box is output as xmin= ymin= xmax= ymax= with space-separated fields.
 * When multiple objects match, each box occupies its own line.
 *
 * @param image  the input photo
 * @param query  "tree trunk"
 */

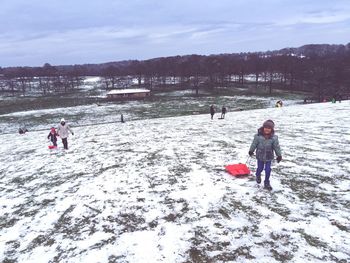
xmin=138 ymin=75 xmax=142 ymax=88
xmin=269 ymin=72 xmax=273 ymax=95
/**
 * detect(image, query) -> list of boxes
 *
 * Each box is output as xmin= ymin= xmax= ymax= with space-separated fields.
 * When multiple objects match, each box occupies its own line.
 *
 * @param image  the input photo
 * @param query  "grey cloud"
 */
xmin=1 ymin=0 xmax=350 ymax=66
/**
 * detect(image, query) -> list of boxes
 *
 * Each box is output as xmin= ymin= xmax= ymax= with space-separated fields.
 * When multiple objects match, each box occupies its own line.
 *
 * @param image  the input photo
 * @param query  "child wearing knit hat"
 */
xmin=248 ymin=120 xmax=282 ymax=190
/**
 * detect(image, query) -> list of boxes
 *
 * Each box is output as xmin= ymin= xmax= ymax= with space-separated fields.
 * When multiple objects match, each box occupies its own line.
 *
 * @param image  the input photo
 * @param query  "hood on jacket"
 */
xmin=263 ymin=119 xmax=275 ymax=129
xmin=60 ymin=118 xmax=66 ymax=125
xmin=258 ymin=127 xmax=275 ymax=138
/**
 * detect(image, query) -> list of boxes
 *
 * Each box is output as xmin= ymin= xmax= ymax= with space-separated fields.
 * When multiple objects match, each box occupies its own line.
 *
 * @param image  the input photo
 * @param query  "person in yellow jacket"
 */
xmin=275 ymin=100 xmax=283 ymax=108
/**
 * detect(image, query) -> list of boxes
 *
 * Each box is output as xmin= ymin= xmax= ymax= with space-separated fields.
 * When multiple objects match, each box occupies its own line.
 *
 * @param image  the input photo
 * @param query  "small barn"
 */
xmin=107 ymin=89 xmax=151 ymax=100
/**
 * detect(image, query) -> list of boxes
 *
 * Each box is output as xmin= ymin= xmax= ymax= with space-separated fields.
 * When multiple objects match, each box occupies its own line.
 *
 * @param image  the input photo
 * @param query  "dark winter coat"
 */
xmin=19 ymin=128 xmax=28 ymax=134
xmin=48 ymin=132 xmax=58 ymax=143
xmin=210 ymin=106 xmax=215 ymax=115
xmin=249 ymin=127 xmax=282 ymax=162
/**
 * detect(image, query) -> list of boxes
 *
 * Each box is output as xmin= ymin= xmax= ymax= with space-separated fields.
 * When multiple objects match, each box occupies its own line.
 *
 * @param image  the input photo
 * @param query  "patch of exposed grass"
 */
xmin=298 ymin=229 xmax=328 ymax=248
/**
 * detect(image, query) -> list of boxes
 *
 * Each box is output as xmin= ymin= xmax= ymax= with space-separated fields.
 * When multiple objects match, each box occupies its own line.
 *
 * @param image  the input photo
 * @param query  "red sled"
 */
xmin=225 ymin=163 xmax=251 ymax=177
xmin=48 ymin=145 xmax=57 ymax=149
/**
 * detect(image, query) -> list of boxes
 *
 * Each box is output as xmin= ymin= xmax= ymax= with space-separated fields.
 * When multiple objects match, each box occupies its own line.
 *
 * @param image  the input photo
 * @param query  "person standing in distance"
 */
xmin=221 ymin=106 xmax=227 ymax=119
xmin=210 ymin=105 xmax=215 ymax=120
xmin=57 ymin=118 xmax=74 ymax=150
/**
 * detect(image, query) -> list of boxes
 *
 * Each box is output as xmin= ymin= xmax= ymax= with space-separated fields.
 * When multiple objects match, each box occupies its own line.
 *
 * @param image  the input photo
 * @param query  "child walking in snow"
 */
xmin=47 ymin=127 xmax=58 ymax=147
xmin=249 ymin=120 xmax=282 ymax=190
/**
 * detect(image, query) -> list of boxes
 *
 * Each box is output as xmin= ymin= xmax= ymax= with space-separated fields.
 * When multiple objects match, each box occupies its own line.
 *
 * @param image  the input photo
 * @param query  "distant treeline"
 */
xmin=1 ymin=43 xmax=350 ymax=100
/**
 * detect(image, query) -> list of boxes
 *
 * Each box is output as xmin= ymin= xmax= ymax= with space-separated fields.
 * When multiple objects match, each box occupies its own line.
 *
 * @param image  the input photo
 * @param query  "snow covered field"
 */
xmin=1 ymin=101 xmax=349 ymax=262
xmin=0 ymin=94 xmax=301 ymax=135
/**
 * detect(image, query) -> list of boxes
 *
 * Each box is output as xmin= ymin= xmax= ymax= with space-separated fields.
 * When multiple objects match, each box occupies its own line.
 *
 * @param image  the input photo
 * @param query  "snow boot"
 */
xmin=256 ymin=174 xmax=261 ymax=184
xmin=264 ymin=182 xmax=272 ymax=191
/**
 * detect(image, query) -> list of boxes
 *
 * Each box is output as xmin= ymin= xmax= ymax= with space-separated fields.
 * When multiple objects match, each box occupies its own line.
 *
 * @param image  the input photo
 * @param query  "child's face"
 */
xmin=263 ymin=127 xmax=272 ymax=134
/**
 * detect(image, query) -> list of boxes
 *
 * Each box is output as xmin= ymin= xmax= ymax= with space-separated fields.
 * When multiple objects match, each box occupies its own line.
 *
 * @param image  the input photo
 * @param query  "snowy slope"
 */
xmin=0 ymin=94 xmax=301 ymax=135
xmin=1 ymin=101 xmax=349 ymax=262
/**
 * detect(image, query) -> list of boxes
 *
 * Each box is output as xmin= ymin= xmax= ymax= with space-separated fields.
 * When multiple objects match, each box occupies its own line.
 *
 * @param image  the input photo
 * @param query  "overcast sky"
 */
xmin=1 ymin=0 xmax=350 ymax=67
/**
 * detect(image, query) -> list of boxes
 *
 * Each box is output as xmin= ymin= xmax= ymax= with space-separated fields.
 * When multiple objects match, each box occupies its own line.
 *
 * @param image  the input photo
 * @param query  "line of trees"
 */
xmin=0 ymin=63 xmax=84 ymax=95
xmin=1 ymin=43 xmax=350 ymax=100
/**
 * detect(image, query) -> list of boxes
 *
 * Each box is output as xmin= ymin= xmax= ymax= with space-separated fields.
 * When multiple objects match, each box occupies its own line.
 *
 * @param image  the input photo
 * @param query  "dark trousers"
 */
xmin=51 ymin=139 xmax=57 ymax=147
xmin=256 ymin=160 xmax=272 ymax=184
xmin=62 ymin=138 xmax=68 ymax=149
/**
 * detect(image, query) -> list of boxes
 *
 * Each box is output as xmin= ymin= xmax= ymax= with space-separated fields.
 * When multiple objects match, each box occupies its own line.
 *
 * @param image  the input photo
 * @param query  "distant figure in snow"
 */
xmin=121 ymin=113 xmax=125 ymax=123
xmin=249 ymin=120 xmax=282 ymax=191
xmin=18 ymin=127 xmax=28 ymax=134
xmin=47 ymin=127 xmax=58 ymax=147
xmin=275 ymin=100 xmax=283 ymax=108
xmin=57 ymin=118 xmax=74 ymax=150
xmin=337 ymin=94 xmax=342 ymax=103
xmin=221 ymin=106 xmax=227 ymax=119
xmin=332 ymin=96 xmax=336 ymax=103
xmin=210 ymin=105 xmax=215 ymax=120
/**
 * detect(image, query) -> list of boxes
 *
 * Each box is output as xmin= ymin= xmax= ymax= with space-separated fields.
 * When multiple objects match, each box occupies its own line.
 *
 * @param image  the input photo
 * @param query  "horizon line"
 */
xmin=2 ymin=41 xmax=349 ymax=69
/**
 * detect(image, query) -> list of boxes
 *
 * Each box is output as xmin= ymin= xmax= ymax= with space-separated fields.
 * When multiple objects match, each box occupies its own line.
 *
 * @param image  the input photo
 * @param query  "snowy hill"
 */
xmin=1 ymin=101 xmax=349 ymax=262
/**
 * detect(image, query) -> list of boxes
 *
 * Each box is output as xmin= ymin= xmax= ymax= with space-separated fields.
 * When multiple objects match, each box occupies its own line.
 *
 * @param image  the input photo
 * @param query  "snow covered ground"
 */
xmin=1 ymin=101 xmax=349 ymax=262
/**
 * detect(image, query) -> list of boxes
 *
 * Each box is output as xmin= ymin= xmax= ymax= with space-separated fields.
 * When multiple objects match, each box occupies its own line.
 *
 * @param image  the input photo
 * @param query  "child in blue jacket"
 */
xmin=249 ymin=120 xmax=282 ymax=190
